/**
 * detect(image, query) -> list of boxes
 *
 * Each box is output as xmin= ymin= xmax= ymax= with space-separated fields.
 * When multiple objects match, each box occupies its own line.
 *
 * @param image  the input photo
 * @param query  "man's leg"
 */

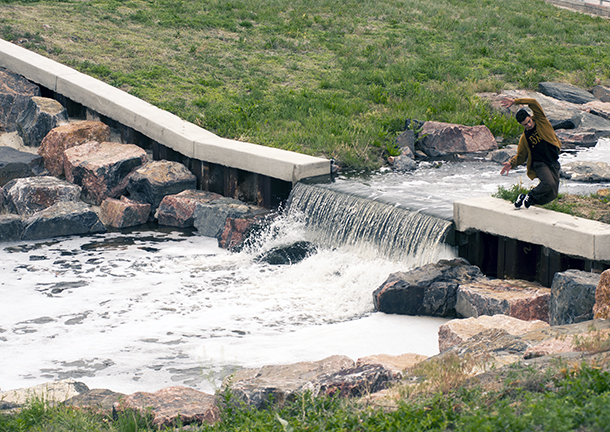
xmin=529 ymin=162 xmax=560 ymax=205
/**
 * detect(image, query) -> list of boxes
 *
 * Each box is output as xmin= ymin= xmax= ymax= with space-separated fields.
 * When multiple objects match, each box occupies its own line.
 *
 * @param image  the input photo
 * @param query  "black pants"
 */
xmin=530 ymin=161 xmax=560 ymax=205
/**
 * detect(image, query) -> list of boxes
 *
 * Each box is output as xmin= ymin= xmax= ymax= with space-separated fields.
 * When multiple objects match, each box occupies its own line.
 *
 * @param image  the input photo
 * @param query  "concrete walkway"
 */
xmin=0 ymin=38 xmax=330 ymax=185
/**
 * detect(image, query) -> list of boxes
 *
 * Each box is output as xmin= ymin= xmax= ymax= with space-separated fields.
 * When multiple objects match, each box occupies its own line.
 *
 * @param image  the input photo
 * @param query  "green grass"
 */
xmin=2 ymin=362 xmax=610 ymax=431
xmin=1 ymin=0 xmax=609 ymax=169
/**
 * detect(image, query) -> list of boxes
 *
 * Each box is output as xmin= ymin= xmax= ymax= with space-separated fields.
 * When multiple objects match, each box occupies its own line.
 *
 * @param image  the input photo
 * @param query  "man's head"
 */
xmin=516 ymin=109 xmax=535 ymax=130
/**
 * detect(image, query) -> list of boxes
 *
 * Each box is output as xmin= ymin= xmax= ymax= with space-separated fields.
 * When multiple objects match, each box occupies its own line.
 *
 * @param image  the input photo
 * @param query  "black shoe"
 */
xmin=524 ymin=194 xmax=533 ymax=208
xmin=514 ymin=194 xmax=526 ymax=208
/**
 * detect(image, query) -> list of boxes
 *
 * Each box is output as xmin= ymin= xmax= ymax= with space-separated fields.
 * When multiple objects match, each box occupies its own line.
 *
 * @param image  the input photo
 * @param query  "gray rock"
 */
xmin=392 ymin=154 xmax=417 ymax=172
xmin=3 ymin=176 xmax=82 ymax=216
xmin=127 ymin=160 xmax=197 ymax=215
xmin=487 ymin=146 xmax=517 ymax=164
xmin=303 ymin=364 xmax=394 ymax=398
xmin=193 ymin=197 xmax=253 ymax=238
xmin=372 ymin=258 xmax=485 ymax=316
xmin=22 ymin=201 xmax=106 ymax=240
xmin=0 ymin=146 xmax=46 ymax=186
xmin=16 ymin=96 xmax=68 ymax=147
xmin=395 ymin=129 xmax=415 ymax=157
xmin=0 ymin=214 xmax=23 ymax=242
xmin=560 ymin=161 xmax=610 ymax=182
xmin=550 ymin=269 xmax=600 ymax=326
xmin=576 ymin=111 xmax=610 ymax=137
xmin=592 ymin=85 xmax=610 ymax=103
xmin=255 ymin=241 xmax=317 ymax=265
xmin=555 ymin=129 xmax=599 ymax=149
xmin=538 ymin=82 xmax=598 ymax=105
xmin=0 ymin=66 xmax=41 ymax=132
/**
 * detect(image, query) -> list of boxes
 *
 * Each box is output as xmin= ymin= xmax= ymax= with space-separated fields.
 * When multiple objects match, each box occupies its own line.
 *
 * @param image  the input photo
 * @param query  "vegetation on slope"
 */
xmin=1 ymin=0 xmax=609 ymax=169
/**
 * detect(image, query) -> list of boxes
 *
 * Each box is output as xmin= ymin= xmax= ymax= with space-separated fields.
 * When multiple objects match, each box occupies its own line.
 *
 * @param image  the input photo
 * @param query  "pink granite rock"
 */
xmin=115 ymin=386 xmax=219 ymax=427
xmin=593 ymin=269 xmax=610 ymax=319
xmin=418 ymin=121 xmax=497 ymax=158
xmin=64 ymin=141 xmax=147 ymax=205
xmin=438 ymin=314 xmax=549 ymax=352
xmin=156 ymin=189 xmax=223 ymax=227
xmin=99 ymin=196 xmax=151 ymax=229
xmin=38 ymin=120 xmax=111 ymax=176
xmin=456 ymin=279 xmax=551 ymax=322
xmin=356 ymin=353 xmax=428 ymax=378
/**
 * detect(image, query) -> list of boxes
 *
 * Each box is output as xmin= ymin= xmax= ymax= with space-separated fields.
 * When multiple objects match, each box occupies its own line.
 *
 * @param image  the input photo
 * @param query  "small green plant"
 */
xmin=493 ymin=181 xmax=531 ymax=202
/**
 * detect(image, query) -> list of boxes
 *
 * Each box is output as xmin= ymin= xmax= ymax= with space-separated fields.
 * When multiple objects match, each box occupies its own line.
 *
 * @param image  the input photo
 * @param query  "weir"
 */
xmin=287 ymin=183 xmax=454 ymax=265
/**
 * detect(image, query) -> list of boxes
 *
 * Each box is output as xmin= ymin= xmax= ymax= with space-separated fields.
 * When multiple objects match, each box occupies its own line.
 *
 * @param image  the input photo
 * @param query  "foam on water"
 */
xmin=0 ymin=216 xmax=452 ymax=394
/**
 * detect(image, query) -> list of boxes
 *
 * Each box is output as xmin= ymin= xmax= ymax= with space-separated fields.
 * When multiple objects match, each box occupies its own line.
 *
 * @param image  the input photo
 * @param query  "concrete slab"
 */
xmin=0 ymin=38 xmax=330 ymax=183
xmin=453 ymin=196 xmax=610 ymax=261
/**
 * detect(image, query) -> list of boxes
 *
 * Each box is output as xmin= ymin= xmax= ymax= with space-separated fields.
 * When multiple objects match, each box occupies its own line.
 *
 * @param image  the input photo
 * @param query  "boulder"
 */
xmin=550 ymin=269 xmax=600 ymax=326
xmin=64 ymin=388 xmax=125 ymax=414
xmin=99 ymin=196 xmax=151 ymax=229
xmin=218 ymin=212 xmax=273 ymax=250
xmin=156 ymin=189 xmax=223 ymax=228
xmin=3 ymin=176 xmax=82 ymax=216
xmin=356 ymin=353 xmax=428 ymax=379
xmin=0 ymin=66 xmax=41 ymax=132
xmin=395 ymin=129 xmax=415 ymax=157
xmin=302 ymin=364 xmax=394 ymax=398
xmin=537 ymin=82 xmax=598 ymax=105
xmin=17 ymin=97 xmax=68 ymax=147
xmin=593 ymin=269 xmax=610 ymax=319
xmin=115 ymin=387 xmax=220 ymax=428
xmin=438 ymin=314 xmax=549 ymax=353
xmin=592 ymin=85 xmax=610 ymax=103
xmin=255 ymin=241 xmax=317 ymax=265
xmin=560 ymin=161 xmax=610 ymax=182
xmin=64 ymin=141 xmax=147 ymax=205
xmin=193 ymin=197 xmax=256 ymax=238
xmin=0 ymin=380 xmax=89 ymax=410
xmin=0 ymin=214 xmax=23 ymax=242
xmin=22 ymin=201 xmax=106 ymax=240
xmin=417 ymin=121 xmax=497 ymax=158
xmin=224 ymin=355 xmax=354 ymax=409
xmin=38 ymin=121 xmax=111 ymax=177
xmin=555 ymin=129 xmax=599 ymax=149
xmin=455 ymin=279 xmax=550 ymax=322
xmin=577 ymin=111 xmax=610 ymax=137
xmin=486 ymin=146 xmax=517 ymax=164
xmin=372 ymin=258 xmax=485 ymax=316
xmin=391 ymin=154 xmax=417 ymax=172
xmin=583 ymin=100 xmax=610 ymax=120
xmin=522 ymin=319 xmax=610 ymax=359
xmin=126 ymin=160 xmax=197 ymax=215
xmin=0 ymin=146 xmax=46 ymax=186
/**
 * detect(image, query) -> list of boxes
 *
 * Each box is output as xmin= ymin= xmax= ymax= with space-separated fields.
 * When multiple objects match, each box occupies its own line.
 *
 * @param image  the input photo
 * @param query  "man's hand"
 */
xmin=500 ymin=97 xmax=515 ymax=108
xmin=500 ymin=162 xmax=512 ymax=175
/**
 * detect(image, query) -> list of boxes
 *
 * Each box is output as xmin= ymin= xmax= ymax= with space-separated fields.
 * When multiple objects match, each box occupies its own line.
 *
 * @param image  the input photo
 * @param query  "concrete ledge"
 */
xmin=0 ymin=38 xmax=330 ymax=184
xmin=454 ymin=196 xmax=610 ymax=261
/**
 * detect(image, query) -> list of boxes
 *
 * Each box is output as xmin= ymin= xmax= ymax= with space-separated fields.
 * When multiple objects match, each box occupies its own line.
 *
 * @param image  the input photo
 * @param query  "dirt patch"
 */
xmin=553 ymin=190 xmax=610 ymax=224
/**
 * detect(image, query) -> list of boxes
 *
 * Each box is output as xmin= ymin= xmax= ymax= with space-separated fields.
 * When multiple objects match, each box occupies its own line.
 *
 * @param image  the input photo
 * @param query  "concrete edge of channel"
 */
xmin=0 ymin=38 xmax=330 ymax=184
xmin=453 ymin=196 xmax=610 ymax=262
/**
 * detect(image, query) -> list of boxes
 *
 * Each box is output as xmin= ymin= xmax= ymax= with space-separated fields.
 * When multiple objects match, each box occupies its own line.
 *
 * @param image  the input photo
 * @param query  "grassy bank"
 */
xmin=1 ymin=0 xmax=609 ymax=169
xmin=2 ymin=361 xmax=610 ymax=431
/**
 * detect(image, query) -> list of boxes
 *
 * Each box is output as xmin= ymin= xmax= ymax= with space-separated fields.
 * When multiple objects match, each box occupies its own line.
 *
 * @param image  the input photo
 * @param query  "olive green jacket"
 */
xmin=508 ymin=98 xmax=562 ymax=180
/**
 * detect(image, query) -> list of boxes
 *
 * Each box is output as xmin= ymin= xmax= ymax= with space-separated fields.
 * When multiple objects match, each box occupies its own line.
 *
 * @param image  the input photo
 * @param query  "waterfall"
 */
xmin=286 ymin=182 xmax=454 ymax=264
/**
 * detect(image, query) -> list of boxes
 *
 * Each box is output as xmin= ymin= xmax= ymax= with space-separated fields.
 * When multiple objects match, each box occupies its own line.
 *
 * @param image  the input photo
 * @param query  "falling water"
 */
xmin=287 ymin=182 xmax=454 ymax=265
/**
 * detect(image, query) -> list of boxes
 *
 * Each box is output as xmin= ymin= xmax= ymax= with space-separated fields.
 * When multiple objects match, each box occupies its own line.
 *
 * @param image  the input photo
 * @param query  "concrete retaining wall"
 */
xmin=0 ymin=38 xmax=330 ymax=190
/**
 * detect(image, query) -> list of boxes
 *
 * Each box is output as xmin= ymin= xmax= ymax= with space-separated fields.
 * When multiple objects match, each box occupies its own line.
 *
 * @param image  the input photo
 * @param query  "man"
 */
xmin=500 ymin=97 xmax=562 ymax=209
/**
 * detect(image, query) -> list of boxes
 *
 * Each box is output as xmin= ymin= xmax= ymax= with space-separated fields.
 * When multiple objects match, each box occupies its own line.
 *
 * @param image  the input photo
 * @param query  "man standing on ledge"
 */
xmin=499 ymin=97 xmax=562 ymax=209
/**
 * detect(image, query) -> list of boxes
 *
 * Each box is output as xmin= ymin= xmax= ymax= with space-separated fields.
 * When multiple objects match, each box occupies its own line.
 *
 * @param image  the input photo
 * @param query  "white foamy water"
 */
xmin=0 ymin=214 xmax=453 ymax=395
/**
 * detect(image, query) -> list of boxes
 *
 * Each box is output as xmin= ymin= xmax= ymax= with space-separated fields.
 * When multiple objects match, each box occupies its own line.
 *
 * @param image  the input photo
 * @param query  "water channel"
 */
xmin=0 ymin=139 xmax=609 ymax=395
